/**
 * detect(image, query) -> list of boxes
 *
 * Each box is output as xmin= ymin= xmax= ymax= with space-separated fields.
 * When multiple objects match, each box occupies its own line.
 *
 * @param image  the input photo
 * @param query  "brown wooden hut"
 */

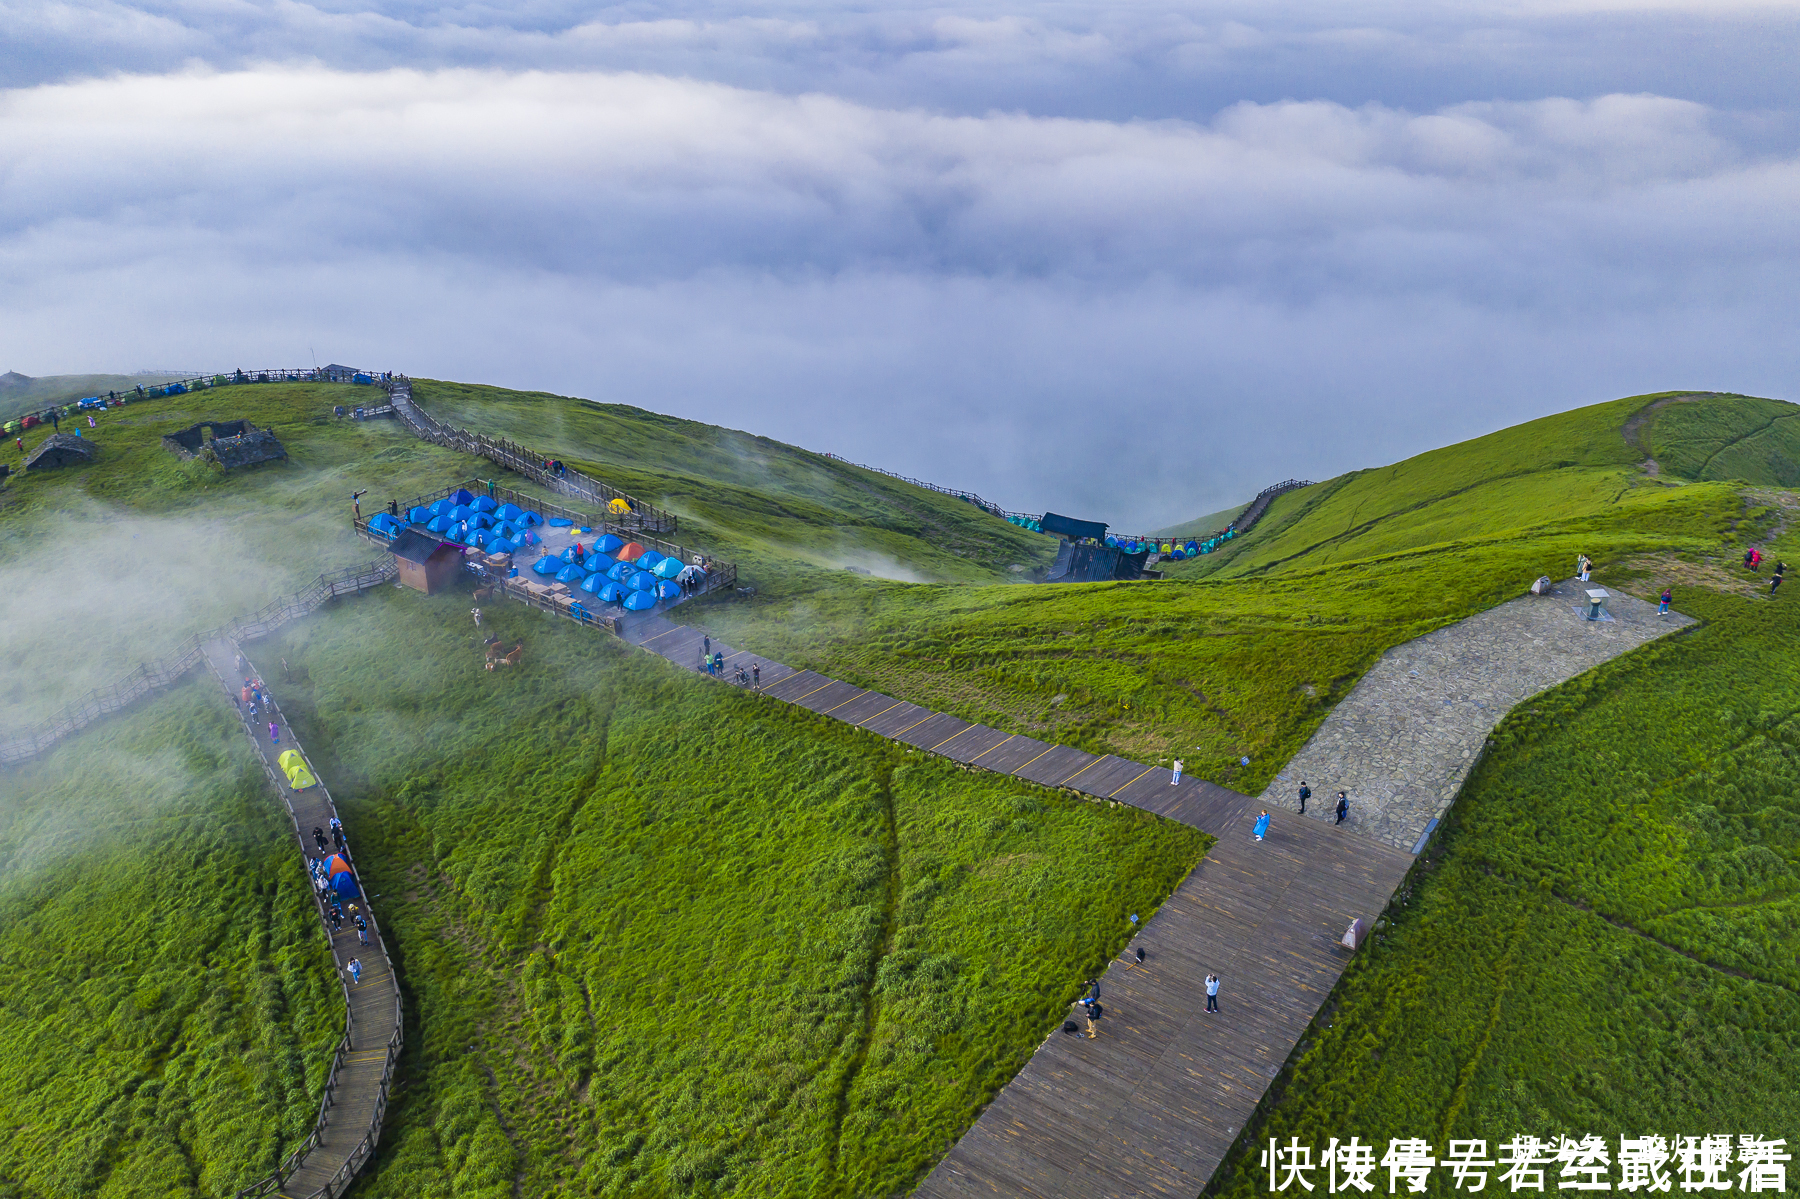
xmin=389 ymin=528 xmax=465 ymax=595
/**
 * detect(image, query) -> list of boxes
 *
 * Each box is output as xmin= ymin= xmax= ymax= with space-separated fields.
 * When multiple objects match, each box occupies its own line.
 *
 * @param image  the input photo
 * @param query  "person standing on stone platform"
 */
xmin=1297 ymin=780 xmax=1310 ymax=814
xmin=1336 ymin=791 xmax=1349 ymax=825
xmin=1659 ymin=588 xmax=1672 ymax=615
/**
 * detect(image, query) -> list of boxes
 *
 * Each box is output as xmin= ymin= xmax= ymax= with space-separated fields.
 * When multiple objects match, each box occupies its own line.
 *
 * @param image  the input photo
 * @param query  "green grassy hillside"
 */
xmin=0 ymin=683 xmax=341 ymax=1196
xmin=265 ymin=585 xmax=1204 ymax=1197
xmin=1211 ymin=556 xmax=1800 ymax=1198
xmin=0 ymin=372 xmax=186 ymax=423
xmin=412 ymin=380 xmax=1058 ymax=586
xmin=6 ymin=373 xmax=1798 ymax=1199
xmin=1638 ymin=393 xmax=1800 ymax=485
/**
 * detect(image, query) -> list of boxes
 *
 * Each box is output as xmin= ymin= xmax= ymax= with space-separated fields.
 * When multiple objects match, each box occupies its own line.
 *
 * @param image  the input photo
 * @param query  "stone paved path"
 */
xmin=1264 ymin=580 xmax=1693 ymax=851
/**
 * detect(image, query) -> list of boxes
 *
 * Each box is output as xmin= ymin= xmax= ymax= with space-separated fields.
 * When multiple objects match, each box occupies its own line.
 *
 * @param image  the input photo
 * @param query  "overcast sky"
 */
xmin=3 ymin=1 xmax=1797 ymax=530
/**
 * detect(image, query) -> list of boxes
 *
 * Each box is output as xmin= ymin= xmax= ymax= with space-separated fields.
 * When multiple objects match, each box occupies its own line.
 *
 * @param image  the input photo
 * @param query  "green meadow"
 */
xmin=1 ymin=375 xmax=1797 ymax=1196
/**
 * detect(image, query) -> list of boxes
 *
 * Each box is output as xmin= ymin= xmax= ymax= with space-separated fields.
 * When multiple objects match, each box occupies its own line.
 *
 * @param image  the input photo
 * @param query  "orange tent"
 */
xmin=326 ymin=853 xmax=352 ymax=876
xmin=618 ymin=541 xmax=645 ymax=562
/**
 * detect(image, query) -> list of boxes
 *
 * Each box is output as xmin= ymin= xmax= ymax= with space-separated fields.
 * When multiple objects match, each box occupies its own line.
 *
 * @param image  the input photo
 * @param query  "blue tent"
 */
xmin=595 ymin=533 xmax=624 ymax=554
xmin=332 ymin=871 xmax=361 ymax=899
xmin=492 ymin=520 xmax=518 ymax=541
xmin=547 ymin=516 xmax=573 ymax=527
xmin=451 ymin=488 xmax=475 ymax=505
xmin=586 ymin=552 xmax=617 ymax=573
xmin=429 ymin=498 xmax=453 ymax=517
xmin=518 ymin=511 xmax=543 ymax=527
xmin=606 ymin=561 xmax=634 ymax=582
xmin=637 ymin=550 xmax=665 ymax=570
xmin=599 ymin=582 xmax=628 ymax=604
xmin=426 ymin=515 xmax=451 ymax=534
xmin=471 ymin=496 xmax=497 ymax=514
xmin=448 ymin=504 xmax=473 ymax=523
xmin=496 ymin=502 xmax=523 ymax=522
xmin=628 ymin=570 xmax=657 ymax=592
xmin=532 ymin=554 xmax=561 ymax=576
xmin=652 ymin=557 xmax=684 ymax=580
xmin=623 ymin=590 xmax=658 ymax=611
xmin=469 ymin=529 xmax=494 ymax=548
xmin=556 ymin=563 xmax=587 ymax=584
xmin=409 ymin=506 xmax=430 ymax=524
xmin=580 ymin=573 xmax=606 ymax=595
xmin=516 ymin=530 xmax=539 ymax=546
xmin=488 ymin=538 xmax=517 ymax=555
xmin=470 ymin=512 xmax=495 ymax=530
xmin=560 ymin=546 xmax=583 ymax=563
xmin=656 ymin=579 xmax=682 ymax=599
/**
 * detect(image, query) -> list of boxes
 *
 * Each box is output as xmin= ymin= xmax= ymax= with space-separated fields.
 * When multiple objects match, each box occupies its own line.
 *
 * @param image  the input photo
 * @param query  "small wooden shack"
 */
xmin=389 ymin=528 xmax=465 ymax=595
xmin=24 ymin=433 xmax=96 ymax=471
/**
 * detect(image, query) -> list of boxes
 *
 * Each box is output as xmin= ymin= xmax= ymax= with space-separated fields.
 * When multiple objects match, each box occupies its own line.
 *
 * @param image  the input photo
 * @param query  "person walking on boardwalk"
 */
xmin=1205 ymin=974 xmax=1220 ymax=1013
xmin=347 ymin=958 xmax=363 ymax=985
xmin=313 ymin=826 xmax=329 ymax=854
xmin=329 ymin=906 xmax=343 ymax=933
xmin=1253 ymin=810 xmax=1272 ymax=841
xmin=713 ymin=651 xmax=724 ymax=676
xmin=330 ymin=817 xmax=345 ymax=851
xmin=1659 ymin=588 xmax=1672 ymax=615
xmin=703 ymin=635 xmax=711 ymax=658
xmin=1171 ymin=758 xmax=1183 ymax=785
xmin=1082 ymin=997 xmax=1103 ymax=1038
xmin=355 ymin=914 xmax=369 ymax=945
xmin=1297 ymin=780 xmax=1310 ymax=814
xmin=269 ymin=721 xmax=280 ymax=744
xmin=1335 ymin=791 xmax=1349 ymax=825
xmin=752 ymin=663 xmax=761 ymax=688
xmin=234 ymin=651 xmax=244 ymax=675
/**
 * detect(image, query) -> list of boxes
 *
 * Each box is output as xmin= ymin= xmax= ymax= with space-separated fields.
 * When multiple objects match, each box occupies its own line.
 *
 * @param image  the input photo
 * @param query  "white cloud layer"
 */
xmin=3 ymin=66 xmax=1798 ymax=528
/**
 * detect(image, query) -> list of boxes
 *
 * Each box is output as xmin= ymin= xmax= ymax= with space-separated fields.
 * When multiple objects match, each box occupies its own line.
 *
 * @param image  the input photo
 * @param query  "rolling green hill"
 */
xmin=3 ymin=377 xmax=1797 ymax=1198
xmin=0 ymin=371 xmax=187 ymax=423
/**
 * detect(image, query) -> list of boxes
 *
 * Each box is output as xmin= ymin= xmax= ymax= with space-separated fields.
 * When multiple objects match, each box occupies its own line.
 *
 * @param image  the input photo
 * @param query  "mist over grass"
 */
xmin=0 ymin=681 xmax=341 ymax=1195
xmin=0 ymin=382 xmax=471 ymax=725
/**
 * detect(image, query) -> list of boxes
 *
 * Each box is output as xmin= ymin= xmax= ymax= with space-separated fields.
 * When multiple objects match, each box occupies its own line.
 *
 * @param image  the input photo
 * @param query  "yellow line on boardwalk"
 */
xmin=928 ymin=725 xmax=978 ymax=752
xmin=1060 ymin=756 xmax=1104 ymax=785
xmin=640 ymin=625 xmax=681 ymax=646
xmin=823 ymin=691 xmax=869 ymax=714
xmin=969 ymin=734 xmax=1016 ymax=761
xmin=1108 ymin=766 xmax=1156 ymax=796
xmin=857 ymin=700 xmax=906 ymax=726
xmin=1009 ymin=745 xmax=1057 ymax=775
xmin=789 ymin=679 xmax=836 ymax=702
xmin=892 ymin=712 xmax=936 ymax=736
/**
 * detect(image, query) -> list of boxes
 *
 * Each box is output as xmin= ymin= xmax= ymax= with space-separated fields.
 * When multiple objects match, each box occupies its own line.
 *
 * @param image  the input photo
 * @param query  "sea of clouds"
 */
xmin=2 ymin=0 xmax=1797 ymax=528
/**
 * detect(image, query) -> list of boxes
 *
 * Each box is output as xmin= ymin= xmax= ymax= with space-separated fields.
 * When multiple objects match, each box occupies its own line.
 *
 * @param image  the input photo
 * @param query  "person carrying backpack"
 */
xmin=1335 ymin=791 xmax=1349 ymax=825
xmin=1297 ymin=781 xmax=1310 ymax=814
xmin=1658 ymin=588 xmax=1672 ymax=615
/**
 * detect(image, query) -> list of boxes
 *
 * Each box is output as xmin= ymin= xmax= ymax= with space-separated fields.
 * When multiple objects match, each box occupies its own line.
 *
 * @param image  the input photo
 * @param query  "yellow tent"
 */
xmin=278 ymin=749 xmax=318 ymax=790
xmin=607 ymin=497 xmax=631 ymax=515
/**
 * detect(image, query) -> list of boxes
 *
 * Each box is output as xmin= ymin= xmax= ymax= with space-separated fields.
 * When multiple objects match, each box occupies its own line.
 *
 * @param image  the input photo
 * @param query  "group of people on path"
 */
xmin=1744 ymin=548 xmax=1787 ymax=594
xmin=696 ymin=634 xmax=761 ymax=687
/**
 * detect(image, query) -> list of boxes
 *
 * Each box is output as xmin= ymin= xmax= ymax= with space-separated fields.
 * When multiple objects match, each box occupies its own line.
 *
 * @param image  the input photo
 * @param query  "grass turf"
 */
xmin=261 ymin=584 xmax=1206 ymax=1197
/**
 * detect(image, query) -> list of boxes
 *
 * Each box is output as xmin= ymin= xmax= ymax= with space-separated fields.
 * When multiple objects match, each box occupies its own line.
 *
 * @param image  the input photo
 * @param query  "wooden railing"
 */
xmin=0 ymin=558 xmax=396 ymax=766
xmin=218 ymin=650 xmax=405 ymax=1199
xmin=819 ymin=452 xmax=1008 ymax=518
xmin=382 ymin=379 xmax=678 ymax=535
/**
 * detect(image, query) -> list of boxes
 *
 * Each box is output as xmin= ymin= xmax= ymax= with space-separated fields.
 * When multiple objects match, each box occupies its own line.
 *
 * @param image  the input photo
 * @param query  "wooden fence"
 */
xmin=213 ymin=650 xmax=404 ymax=1199
xmin=382 ymin=379 xmax=678 ymax=536
xmin=0 ymin=558 xmax=397 ymax=766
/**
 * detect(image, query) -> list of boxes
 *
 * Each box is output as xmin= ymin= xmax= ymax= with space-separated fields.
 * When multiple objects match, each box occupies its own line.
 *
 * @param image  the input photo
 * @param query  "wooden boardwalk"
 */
xmin=621 ymin=615 xmax=1247 ymax=830
xmin=201 ymin=642 xmax=403 ymax=1199
xmin=619 ymin=613 xmax=1414 ymax=1197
